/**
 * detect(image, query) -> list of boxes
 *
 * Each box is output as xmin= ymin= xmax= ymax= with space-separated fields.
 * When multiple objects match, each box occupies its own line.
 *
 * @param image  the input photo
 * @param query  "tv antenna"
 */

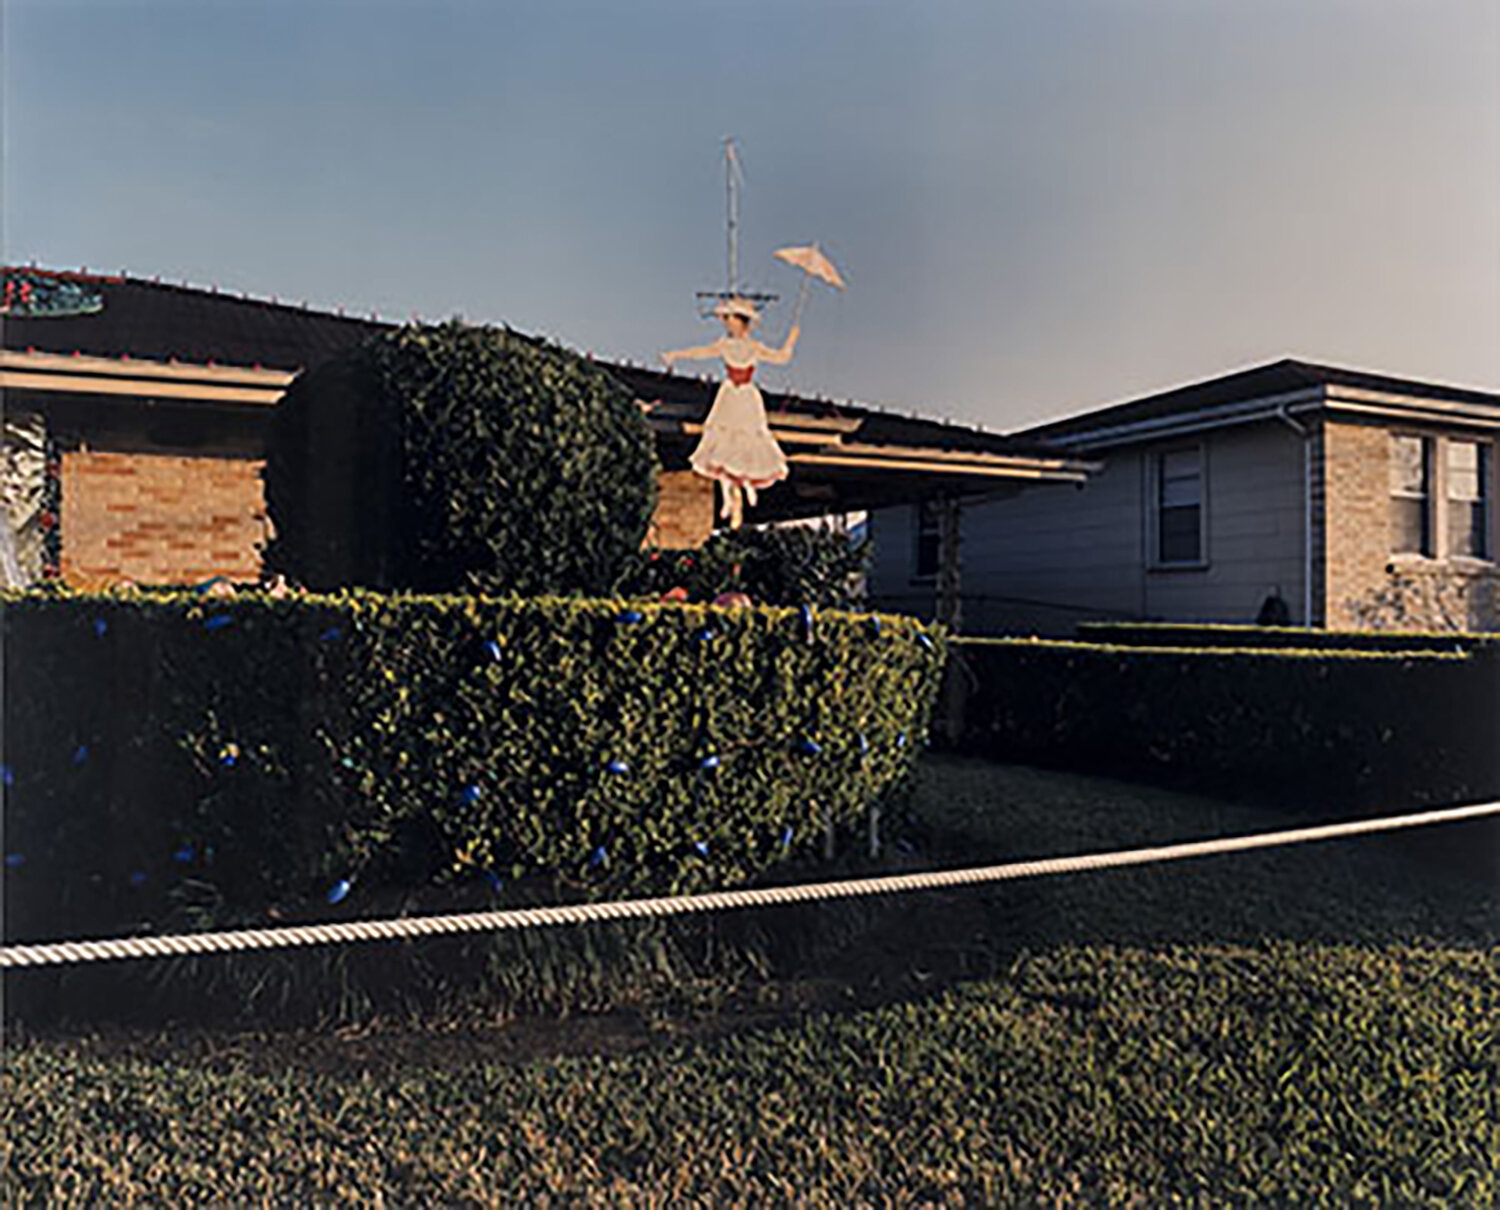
xmin=696 ymin=137 xmax=777 ymax=318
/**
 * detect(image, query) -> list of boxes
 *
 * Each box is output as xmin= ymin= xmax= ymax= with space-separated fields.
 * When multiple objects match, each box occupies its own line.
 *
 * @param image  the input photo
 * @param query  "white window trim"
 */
xmin=1389 ymin=431 xmax=1435 ymax=559
xmin=1441 ymin=435 xmax=1494 ymax=564
xmin=1146 ymin=442 xmax=1209 ymax=571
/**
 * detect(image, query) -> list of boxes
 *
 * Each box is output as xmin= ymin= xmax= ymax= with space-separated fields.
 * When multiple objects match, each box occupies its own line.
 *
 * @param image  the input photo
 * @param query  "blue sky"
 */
xmin=5 ymin=0 xmax=1498 ymax=429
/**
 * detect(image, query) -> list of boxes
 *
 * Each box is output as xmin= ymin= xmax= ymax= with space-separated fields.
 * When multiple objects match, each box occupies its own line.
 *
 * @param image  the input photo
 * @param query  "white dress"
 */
xmin=688 ymin=336 xmax=790 ymax=494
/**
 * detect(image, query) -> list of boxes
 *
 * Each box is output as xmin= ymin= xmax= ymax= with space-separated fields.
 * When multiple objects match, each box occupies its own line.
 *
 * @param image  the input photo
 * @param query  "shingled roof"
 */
xmin=2 ymin=268 xmax=384 ymax=370
xmin=1021 ymin=357 xmax=1500 ymax=444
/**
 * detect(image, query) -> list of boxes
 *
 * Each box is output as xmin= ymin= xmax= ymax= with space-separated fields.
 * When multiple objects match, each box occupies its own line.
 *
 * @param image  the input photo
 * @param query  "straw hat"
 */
xmin=712 ymin=296 xmax=760 ymax=325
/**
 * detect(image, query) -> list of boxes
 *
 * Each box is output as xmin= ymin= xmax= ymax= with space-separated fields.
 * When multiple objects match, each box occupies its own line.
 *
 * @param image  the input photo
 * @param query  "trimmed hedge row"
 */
xmin=1 ymin=591 xmax=943 ymax=942
xmin=1076 ymin=620 xmax=1494 ymax=654
xmin=948 ymin=637 xmax=1500 ymax=813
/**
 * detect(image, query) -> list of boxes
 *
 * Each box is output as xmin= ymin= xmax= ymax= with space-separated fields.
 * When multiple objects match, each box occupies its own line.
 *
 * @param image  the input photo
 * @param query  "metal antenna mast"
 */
xmin=697 ymin=138 xmax=776 ymax=317
xmin=725 ymin=136 xmax=740 ymax=296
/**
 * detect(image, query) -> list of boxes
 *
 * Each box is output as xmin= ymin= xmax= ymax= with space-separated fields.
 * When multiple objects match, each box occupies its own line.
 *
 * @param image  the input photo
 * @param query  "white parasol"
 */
xmin=773 ymin=243 xmax=846 ymax=327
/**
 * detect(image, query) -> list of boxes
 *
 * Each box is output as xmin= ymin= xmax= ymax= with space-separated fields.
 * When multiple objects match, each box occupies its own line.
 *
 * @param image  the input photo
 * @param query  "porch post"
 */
xmin=936 ymin=495 xmax=961 ymax=632
xmin=935 ymin=495 xmax=966 ymax=746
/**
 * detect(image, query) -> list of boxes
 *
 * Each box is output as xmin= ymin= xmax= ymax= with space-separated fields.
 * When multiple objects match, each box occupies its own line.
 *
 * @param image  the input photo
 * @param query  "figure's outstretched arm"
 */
xmin=754 ymin=325 xmax=800 ymax=366
xmin=661 ymin=339 xmax=723 ymax=368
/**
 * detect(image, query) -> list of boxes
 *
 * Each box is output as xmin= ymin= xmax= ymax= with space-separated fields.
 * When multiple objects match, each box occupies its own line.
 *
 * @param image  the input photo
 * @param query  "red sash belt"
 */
xmin=726 ymin=364 xmax=755 ymax=386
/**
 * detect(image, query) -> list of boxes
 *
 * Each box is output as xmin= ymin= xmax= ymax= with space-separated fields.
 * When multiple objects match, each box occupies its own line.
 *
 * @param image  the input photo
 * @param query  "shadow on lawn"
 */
xmin=6 ymin=755 xmax=1496 ymax=1066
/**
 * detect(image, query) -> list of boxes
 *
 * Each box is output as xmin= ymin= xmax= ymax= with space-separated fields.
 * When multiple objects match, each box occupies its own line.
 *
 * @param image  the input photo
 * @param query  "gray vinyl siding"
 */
xmin=867 ymin=422 xmax=1308 ymax=634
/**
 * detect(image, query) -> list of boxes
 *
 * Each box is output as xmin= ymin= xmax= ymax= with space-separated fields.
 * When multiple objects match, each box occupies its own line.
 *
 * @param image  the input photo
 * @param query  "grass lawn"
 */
xmin=4 ymin=756 xmax=1497 ymax=1204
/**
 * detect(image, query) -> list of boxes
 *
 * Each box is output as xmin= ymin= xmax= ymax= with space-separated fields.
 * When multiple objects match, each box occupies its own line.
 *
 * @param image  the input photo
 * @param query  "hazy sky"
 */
xmin=4 ymin=0 xmax=1498 ymax=430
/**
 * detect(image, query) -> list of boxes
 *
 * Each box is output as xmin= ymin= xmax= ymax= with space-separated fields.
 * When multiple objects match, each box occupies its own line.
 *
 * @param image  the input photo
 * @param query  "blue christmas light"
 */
xmin=1 ymin=764 xmax=13 ymax=786
xmin=203 ymin=614 xmax=233 ymax=631
xmin=692 ymin=839 xmax=710 ymax=856
xmin=326 ymin=878 xmax=353 ymax=905
xmin=484 ymin=639 xmax=503 ymax=661
xmin=615 ymin=609 xmax=644 ymax=625
xmin=916 ymin=632 xmax=935 ymax=652
xmin=699 ymin=754 xmax=721 ymax=771
xmin=779 ymin=825 xmax=795 ymax=849
xmin=694 ymin=627 xmax=718 ymax=643
xmin=461 ymin=784 xmax=483 ymax=806
xmin=799 ymin=604 xmax=814 ymax=637
xmin=129 ymin=870 xmax=149 ymax=888
xmin=93 ymin=617 xmax=108 ymax=638
xmin=857 ymin=732 xmax=870 ymax=755
xmin=172 ymin=844 xmax=195 ymax=864
xmin=589 ymin=846 xmax=608 ymax=868
xmin=218 ymin=747 xmax=238 ymax=768
xmin=72 ymin=744 xmax=89 ymax=766
xmin=4 ymin=852 xmax=24 ymax=869
xmin=897 ymin=732 xmax=908 ymax=749
xmin=606 ymin=758 xmax=630 ymax=776
xmin=483 ymin=870 xmax=504 ymax=893
xmin=796 ymin=738 xmax=822 ymax=757
xmin=319 ymin=626 xmax=343 ymax=642
xmin=868 ymin=616 xmax=883 ymax=636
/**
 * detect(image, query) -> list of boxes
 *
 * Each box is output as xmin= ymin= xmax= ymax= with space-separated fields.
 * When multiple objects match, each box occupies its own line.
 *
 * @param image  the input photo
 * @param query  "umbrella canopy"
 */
xmin=773 ymin=244 xmax=847 ymax=290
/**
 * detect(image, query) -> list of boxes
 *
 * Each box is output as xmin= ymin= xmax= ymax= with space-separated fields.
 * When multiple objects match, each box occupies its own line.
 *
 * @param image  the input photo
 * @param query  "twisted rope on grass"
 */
xmin=3 ymin=799 xmax=1498 ymax=969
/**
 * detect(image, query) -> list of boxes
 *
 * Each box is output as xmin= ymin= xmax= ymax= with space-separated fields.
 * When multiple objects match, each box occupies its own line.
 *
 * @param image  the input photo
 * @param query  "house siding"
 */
xmin=869 ymin=422 xmax=1308 ymax=633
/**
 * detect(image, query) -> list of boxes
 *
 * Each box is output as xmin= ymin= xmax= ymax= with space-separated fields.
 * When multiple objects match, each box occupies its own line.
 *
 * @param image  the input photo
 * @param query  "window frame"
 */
xmin=1444 ymin=436 xmax=1492 ymax=563
xmin=1388 ymin=431 xmax=1434 ymax=558
xmin=1147 ymin=442 xmax=1208 ymax=570
xmin=910 ymin=499 xmax=941 ymax=583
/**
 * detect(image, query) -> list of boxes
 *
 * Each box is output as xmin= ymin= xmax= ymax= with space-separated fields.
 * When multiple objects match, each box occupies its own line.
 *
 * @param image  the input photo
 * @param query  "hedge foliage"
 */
xmin=617 ymin=525 xmax=870 ymax=608
xmin=263 ymin=322 xmax=659 ymax=596
xmin=948 ymin=637 xmax=1500 ymax=812
xmin=1 ymin=591 xmax=943 ymax=942
xmin=5 ymin=944 xmax=1495 ymax=1204
xmin=1077 ymin=620 xmax=1494 ymax=654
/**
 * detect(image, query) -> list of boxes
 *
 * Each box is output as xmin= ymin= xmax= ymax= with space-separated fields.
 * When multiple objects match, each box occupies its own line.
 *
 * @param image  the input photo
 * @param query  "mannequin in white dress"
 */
xmin=661 ymin=297 xmax=800 ymax=529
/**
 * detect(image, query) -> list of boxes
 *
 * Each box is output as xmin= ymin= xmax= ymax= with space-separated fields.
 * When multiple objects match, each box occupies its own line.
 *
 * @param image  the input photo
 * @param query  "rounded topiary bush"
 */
xmin=264 ymin=322 xmax=658 ymax=595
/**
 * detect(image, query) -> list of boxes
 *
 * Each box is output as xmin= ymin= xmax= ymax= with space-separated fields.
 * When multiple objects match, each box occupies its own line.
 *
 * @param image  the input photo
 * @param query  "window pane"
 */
xmin=1390 ymin=435 xmax=1428 ymax=496
xmin=1161 ymin=449 xmax=1199 ymax=480
xmin=1390 ymin=498 xmax=1429 ymax=555
xmin=1159 ymin=505 xmax=1200 ymax=563
xmin=1448 ymin=441 xmax=1482 ymax=502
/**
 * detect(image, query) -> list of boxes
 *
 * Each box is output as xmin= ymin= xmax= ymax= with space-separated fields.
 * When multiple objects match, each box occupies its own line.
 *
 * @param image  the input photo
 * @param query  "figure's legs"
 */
xmin=744 ymin=483 xmax=759 ymax=508
xmin=730 ymin=489 xmax=744 ymax=529
xmin=718 ymin=479 xmax=735 ymax=520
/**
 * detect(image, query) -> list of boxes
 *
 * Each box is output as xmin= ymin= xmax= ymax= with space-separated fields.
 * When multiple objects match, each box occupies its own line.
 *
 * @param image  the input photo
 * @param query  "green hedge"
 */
xmin=1076 ymin=620 xmax=1494 ymax=654
xmin=1 ymin=592 xmax=943 ymax=942
xmin=949 ymin=637 xmax=1500 ymax=811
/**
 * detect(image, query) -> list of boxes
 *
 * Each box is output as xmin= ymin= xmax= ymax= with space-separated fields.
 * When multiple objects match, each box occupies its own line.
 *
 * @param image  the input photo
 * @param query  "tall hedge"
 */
xmin=263 ymin=322 xmax=659 ymax=595
xmin=947 ymin=637 xmax=1500 ymax=813
xmin=1076 ymin=621 xmax=1492 ymax=654
xmin=1 ymin=592 xmax=944 ymax=943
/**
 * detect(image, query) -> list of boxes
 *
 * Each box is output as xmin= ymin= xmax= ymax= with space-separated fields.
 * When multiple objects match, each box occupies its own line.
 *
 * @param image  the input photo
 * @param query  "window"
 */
xmin=912 ymin=500 xmax=940 ymax=580
xmin=1447 ymin=439 xmax=1490 ymax=559
xmin=1155 ymin=447 xmax=1203 ymax=565
xmin=1389 ymin=434 xmax=1432 ymax=555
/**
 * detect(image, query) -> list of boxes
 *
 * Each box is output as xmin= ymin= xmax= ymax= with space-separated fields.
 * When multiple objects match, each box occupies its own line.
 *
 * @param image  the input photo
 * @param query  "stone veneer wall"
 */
xmin=1322 ymin=419 xmax=1498 ymax=631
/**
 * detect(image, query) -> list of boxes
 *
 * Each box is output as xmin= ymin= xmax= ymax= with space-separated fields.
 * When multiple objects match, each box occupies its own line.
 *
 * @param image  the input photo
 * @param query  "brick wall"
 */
xmin=1323 ymin=419 xmax=1498 ymax=631
xmin=646 ymin=470 xmax=715 ymax=550
xmin=61 ymin=451 xmax=266 ymax=587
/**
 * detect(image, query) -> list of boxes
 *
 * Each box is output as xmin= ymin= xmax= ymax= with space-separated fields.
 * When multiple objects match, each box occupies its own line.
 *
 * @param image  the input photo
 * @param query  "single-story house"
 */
xmin=868 ymin=359 xmax=1499 ymax=633
xmin=0 ymin=266 xmax=1093 ymax=588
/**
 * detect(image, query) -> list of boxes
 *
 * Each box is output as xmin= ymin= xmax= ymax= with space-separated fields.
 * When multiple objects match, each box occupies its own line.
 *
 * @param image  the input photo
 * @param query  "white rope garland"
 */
xmin=3 ymin=799 xmax=1496 ymax=969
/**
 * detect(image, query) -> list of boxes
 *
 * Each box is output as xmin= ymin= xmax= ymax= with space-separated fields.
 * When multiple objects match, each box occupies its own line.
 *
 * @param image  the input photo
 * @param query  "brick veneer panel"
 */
xmin=61 ymin=451 xmax=265 ymax=587
xmin=647 ymin=470 xmax=714 ymax=550
xmin=1323 ymin=420 xmax=1497 ymax=630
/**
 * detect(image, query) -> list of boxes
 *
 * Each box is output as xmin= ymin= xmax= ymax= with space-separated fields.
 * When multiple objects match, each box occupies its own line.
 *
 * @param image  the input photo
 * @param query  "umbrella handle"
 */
xmin=790 ymin=272 xmax=812 ymax=330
